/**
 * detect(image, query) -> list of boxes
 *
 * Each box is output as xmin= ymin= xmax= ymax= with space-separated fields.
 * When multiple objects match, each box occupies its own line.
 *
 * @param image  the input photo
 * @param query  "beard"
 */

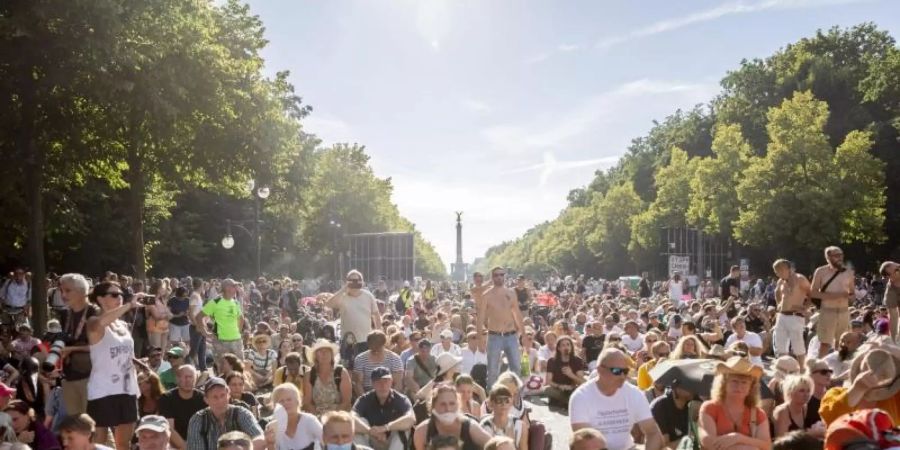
xmin=839 ymin=345 xmax=852 ymax=360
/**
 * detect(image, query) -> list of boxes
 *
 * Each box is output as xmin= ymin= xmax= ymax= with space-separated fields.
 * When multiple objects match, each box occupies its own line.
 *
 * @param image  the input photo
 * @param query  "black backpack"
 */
xmin=309 ymin=365 xmax=344 ymax=403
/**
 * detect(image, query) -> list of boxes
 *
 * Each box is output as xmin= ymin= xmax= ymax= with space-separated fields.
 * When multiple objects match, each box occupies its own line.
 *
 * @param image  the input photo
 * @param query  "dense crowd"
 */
xmin=0 ymin=244 xmax=898 ymax=450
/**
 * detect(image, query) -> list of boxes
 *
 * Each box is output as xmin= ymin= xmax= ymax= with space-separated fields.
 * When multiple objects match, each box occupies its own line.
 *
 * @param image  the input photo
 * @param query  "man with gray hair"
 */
xmin=58 ymin=273 xmax=100 ymax=415
xmin=809 ymin=245 xmax=855 ymax=356
xmin=327 ymin=269 xmax=381 ymax=354
xmin=159 ymin=365 xmax=205 ymax=449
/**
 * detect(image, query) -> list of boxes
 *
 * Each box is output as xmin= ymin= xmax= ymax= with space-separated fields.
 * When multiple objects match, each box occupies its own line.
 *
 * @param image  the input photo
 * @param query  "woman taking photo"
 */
xmin=699 ymin=356 xmax=771 ymax=450
xmin=413 ymin=383 xmax=491 ymax=450
xmin=265 ymin=383 xmax=322 ymax=450
xmin=479 ymin=385 xmax=528 ymax=450
xmin=302 ymin=339 xmax=351 ymax=415
xmin=86 ymin=281 xmax=142 ymax=450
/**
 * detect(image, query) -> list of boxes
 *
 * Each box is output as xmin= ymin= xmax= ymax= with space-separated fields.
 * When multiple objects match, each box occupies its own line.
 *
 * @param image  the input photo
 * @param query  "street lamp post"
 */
xmin=330 ymin=219 xmax=342 ymax=283
xmin=221 ymin=181 xmax=269 ymax=276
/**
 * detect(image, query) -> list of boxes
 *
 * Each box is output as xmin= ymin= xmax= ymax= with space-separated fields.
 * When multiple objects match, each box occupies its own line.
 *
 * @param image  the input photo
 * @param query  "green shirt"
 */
xmin=202 ymin=297 xmax=242 ymax=341
xmin=159 ymin=368 xmax=177 ymax=390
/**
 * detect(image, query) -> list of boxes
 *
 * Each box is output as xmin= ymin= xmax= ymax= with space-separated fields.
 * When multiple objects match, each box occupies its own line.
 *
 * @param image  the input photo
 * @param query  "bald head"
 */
xmin=570 ymin=428 xmax=607 ymax=450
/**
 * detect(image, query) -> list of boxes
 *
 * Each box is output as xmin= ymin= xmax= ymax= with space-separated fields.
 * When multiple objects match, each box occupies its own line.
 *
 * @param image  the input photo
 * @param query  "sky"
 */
xmin=241 ymin=0 xmax=900 ymax=271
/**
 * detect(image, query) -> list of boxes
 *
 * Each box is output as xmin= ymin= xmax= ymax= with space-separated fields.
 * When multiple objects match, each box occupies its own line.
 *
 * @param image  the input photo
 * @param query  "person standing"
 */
xmin=188 ymin=278 xmax=207 ymax=372
xmin=638 ymin=272 xmax=652 ymax=299
xmin=476 ymin=267 xmax=524 ymax=389
xmin=667 ymin=273 xmax=685 ymax=307
xmin=86 ymin=281 xmax=143 ymax=450
xmin=720 ymin=266 xmax=742 ymax=300
xmin=58 ymin=273 xmax=100 ymax=416
xmin=327 ymin=270 xmax=381 ymax=355
xmin=514 ymin=276 xmax=530 ymax=317
xmin=195 ymin=278 xmax=245 ymax=371
xmin=1 ymin=268 xmax=30 ymax=318
xmin=809 ymin=246 xmax=855 ymax=357
xmin=772 ymin=259 xmax=810 ymax=365
xmin=880 ymin=261 xmax=900 ymax=341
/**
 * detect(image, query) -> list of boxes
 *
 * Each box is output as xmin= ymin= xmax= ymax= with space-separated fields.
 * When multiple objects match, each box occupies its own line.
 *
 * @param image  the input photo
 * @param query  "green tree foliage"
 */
xmin=483 ymin=24 xmax=895 ymax=277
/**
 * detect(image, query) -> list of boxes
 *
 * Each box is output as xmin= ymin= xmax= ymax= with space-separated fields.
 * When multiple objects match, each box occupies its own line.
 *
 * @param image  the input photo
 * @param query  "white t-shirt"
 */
xmin=620 ymin=334 xmax=645 ymax=353
xmin=569 ymin=381 xmax=652 ymax=450
xmin=431 ymin=342 xmax=462 ymax=358
xmin=725 ymin=331 xmax=764 ymax=366
xmin=460 ymin=348 xmax=487 ymax=374
xmin=669 ymin=281 xmax=684 ymax=304
xmin=329 ymin=290 xmax=378 ymax=341
xmin=189 ymin=291 xmax=204 ymax=320
xmin=537 ymin=345 xmax=554 ymax=363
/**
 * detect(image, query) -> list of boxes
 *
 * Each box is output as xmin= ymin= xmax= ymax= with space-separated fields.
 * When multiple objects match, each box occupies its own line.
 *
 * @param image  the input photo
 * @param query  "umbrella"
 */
xmin=648 ymin=358 xmax=773 ymax=399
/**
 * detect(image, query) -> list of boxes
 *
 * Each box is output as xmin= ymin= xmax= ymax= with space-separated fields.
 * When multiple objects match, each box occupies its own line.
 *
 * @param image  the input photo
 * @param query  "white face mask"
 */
xmin=435 ymin=412 xmax=458 ymax=424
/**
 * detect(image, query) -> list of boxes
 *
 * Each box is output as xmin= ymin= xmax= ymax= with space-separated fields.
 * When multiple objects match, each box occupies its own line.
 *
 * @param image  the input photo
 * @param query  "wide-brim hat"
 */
xmin=435 ymin=352 xmax=463 ymax=377
xmin=252 ymin=333 xmax=271 ymax=347
xmin=715 ymin=356 xmax=763 ymax=379
xmin=306 ymin=339 xmax=339 ymax=363
xmin=849 ymin=347 xmax=900 ymax=402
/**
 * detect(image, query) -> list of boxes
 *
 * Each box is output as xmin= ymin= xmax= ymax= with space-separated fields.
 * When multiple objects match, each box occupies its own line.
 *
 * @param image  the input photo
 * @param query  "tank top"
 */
xmin=426 ymin=417 xmax=479 ymax=450
xmin=87 ymin=321 xmax=139 ymax=400
xmin=311 ymin=371 xmax=342 ymax=416
xmin=515 ymin=288 xmax=529 ymax=311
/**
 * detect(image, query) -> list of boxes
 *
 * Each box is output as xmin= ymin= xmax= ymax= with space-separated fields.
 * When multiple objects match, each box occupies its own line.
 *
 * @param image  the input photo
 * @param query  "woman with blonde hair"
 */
xmin=773 ymin=374 xmax=823 ymax=438
xmin=670 ymin=335 xmax=708 ymax=360
xmin=412 ymin=383 xmax=491 ymax=450
xmin=699 ymin=356 xmax=771 ymax=450
xmin=265 ymin=383 xmax=322 ymax=450
xmin=484 ymin=436 xmax=515 ymax=450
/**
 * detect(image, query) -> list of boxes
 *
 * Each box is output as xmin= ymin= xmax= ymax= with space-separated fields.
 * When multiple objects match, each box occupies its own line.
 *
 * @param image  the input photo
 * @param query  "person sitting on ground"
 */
xmin=484 ymin=435 xmax=515 ymax=450
xmin=412 ymin=383 xmax=491 ymax=450
xmin=245 ymin=334 xmax=277 ymax=389
xmin=819 ymin=346 xmax=900 ymax=425
xmin=57 ymin=414 xmax=114 ymax=450
xmin=636 ymin=341 xmax=670 ymax=390
xmin=772 ymin=374 xmax=825 ymax=438
xmin=767 ymin=356 xmax=801 ymax=405
xmin=134 ymin=415 xmax=172 ymax=450
xmin=568 ymin=428 xmax=607 ymax=450
xmin=217 ymin=431 xmax=254 ymax=450
xmin=698 ymin=356 xmax=771 ymax=450
xmin=264 ymin=383 xmax=322 ymax=450
xmin=426 ymin=434 xmax=461 ymax=450
xmin=303 ymin=340 xmax=351 ymax=416
xmin=544 ymin=336 xmax=586 ymax=408
xmin=321 ymin=410 xmax=373 ymax=450
xmin=670 ymin=335 xmax=708 ymax=360
xmin=158 ymin=347 xmax=186 ymax=391
xmin=478 ymin=385 xmax=528 ymax=450
xmin=454 ymin=375 xmax=481 ymax=419
xmin=273 ymin=352 xmax=306 ymax=392
xmin=823 ymin=331 xmax=863 ymax=383
xmin=226 ymin=373 xmax=258 ymax=417
xmin=4 ymin=399 xmax=58 ymax=450
xmin=650 ymin=380 xmax=694 ymax=447
xmin=353 ymin=331 xmax=404 ymax=397
xmin=137 ymin=371 xmax=165 ymax=418
xmin=771 ymin=430 xmax=823 ymax=450
xmin=186 ymin=377 xmax=264 ymax=450
xmin=351 ymin=367 xmax=416 ymax=450
xmin=159 ymin=365 xmax=206 ymax=450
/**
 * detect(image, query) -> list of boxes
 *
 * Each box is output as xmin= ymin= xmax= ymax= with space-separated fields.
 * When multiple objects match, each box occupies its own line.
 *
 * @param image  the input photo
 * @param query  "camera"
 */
xmin=42 ymin=340 xmax=65 ymax=372
xmin=140 ymin=295 xmax=157 ymax=305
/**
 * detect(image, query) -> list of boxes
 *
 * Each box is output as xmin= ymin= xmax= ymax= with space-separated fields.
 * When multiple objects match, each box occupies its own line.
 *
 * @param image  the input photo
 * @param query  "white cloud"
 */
xmin=460 ymin=98 xmax=491 ymax=113
xmin=525 ymin=52 xmax=551 ymax=65
xmin=504 ymin=152 xmax=621 ymax=186
xmin=302 ymin=115 xmax=356 ymax=145
xmin=482 ymin=78 xmax=718 ymax=154
xmin=557 ymin=43 xmax=580 ymax=52
xmin=596 ymin=0 xmax=875 ymax=49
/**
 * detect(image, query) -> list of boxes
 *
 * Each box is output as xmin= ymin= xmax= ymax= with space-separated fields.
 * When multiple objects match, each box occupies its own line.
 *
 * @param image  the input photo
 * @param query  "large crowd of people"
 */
xmin=0 ymin=244 xmax=898 ymax=449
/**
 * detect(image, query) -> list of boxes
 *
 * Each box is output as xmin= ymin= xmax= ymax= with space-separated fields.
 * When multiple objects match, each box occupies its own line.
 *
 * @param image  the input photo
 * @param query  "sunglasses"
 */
xmin=104 ymin=292 xmax=123 ymax=298
xmin=347 ymin=278 xmax=362 ymax=282
xmin=603 ymin=366 xmax=629 ymax=377
xmin=218 ymin=439 xmax=251 ymax=449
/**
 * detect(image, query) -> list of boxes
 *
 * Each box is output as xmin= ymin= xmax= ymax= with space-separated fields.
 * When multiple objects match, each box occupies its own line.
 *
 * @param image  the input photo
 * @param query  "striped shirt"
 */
xmin=353 ymin=350 xmax=403 ymax=390
xmin=245 ymin=349 xmax=277 ymax=375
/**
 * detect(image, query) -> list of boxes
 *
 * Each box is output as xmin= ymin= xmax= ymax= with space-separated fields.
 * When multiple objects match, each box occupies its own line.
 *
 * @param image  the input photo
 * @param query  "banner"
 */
xmin=669 ymin=255 xmax=690 ymax=277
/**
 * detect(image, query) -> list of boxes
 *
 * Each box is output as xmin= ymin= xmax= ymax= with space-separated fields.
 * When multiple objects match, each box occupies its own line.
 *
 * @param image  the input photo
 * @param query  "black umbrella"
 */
xmin=648 ymin=358 xmax=774 ymax=399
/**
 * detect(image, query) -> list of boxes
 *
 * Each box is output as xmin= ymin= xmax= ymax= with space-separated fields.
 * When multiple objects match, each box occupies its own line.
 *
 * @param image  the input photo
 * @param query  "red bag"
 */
xmin=825 ymin=409 xmax=899 ymax=450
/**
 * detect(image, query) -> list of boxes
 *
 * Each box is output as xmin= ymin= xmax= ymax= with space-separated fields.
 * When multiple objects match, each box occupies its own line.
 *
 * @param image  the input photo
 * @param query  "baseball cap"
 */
xmin=440 ymin=329 xmax=453 ymax=340
xmin=204 ymin=377 xmax=228 ymax=394
xmin=371 ymin=367 xmax=392 ymax=380
xmin=418 ymin=339 xmax=432 ymax=349
xmin=136 ymin=415 xmax=169 ymax=433
xmin=166 ymin=347 xmax=185 ymax=358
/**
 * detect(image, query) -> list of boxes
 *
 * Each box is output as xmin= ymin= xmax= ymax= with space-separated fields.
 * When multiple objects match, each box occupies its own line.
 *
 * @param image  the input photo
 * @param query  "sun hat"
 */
xmin=435 ymin=352 xmax=463 ymax=377
xmin=252 ymin=333 xmax=271 ymax=347
xmin=715 ymin=356 xmax=763 ymax=379
xmin=849 ymin=348 xmax=900 ymax=402
xmin=305 ymin=339 xmax=339 ymax=363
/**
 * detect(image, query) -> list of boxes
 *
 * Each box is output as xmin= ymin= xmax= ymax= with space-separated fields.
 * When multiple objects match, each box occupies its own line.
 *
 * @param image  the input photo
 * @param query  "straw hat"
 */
xmin=715 ymin=356 xmax=763 ymax=379
xmin=849 ymin=348 xmax=900 ymax=402
xmin=435 ymin=352 xmax=463 ymax=377
xmin=252 ymin=333 xmax=271 ymax=348
xmin=306 ymin=339 xmax=339 ymax=364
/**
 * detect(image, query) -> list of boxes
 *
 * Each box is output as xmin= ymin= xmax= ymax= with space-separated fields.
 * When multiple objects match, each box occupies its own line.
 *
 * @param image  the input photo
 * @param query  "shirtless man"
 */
xmin=772 ymin=259 xmax=811 ymax=364
xmin=470 ymin=272 xmax=486 ymax=308
xmin=809 ymin=246 xmax=855 ymax=357
xmin=476 ymin=266 xmax=524 ymax=388
xmin=879 ymin=261 xmax=900 ymax=341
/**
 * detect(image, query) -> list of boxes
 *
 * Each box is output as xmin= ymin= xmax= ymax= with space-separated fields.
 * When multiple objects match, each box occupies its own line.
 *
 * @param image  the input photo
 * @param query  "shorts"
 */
xmin=86 ymin=394 xmax=137 ymax=427
xmin=773 ymin=313 xmax=806 ymax=356
xmin=817 ymin=308 xmax=850 ymax=346
xmin=168 ymin=324 xmax=190 ymax=343
xmin=213 ymin=339 xmax=244 ymax=359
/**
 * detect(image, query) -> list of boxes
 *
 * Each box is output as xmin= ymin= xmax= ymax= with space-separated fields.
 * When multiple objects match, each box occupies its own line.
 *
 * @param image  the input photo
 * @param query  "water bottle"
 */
xmin=520 ymin=352 xmax=531 ymax=378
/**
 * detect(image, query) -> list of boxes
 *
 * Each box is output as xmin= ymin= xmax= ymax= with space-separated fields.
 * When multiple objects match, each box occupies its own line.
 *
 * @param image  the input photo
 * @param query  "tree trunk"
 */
xmin=19 ymin=63 xmax=48 ymax=335
xmin=126 ymin=120 xmax=146 ymax=280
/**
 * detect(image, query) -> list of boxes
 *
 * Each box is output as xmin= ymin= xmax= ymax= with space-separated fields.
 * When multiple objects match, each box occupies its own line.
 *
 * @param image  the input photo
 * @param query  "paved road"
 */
xmin=524 ymin=397 xmax=571 ymax=450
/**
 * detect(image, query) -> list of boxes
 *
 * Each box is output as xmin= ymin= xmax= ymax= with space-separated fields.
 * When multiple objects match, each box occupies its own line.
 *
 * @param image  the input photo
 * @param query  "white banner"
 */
xmin=669 ymin=255 xmax=690 ymax=277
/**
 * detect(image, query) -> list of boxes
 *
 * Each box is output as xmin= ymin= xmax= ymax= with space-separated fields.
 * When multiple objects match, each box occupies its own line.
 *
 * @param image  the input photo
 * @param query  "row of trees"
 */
xmin=1 ymin=0 xmax=446 ymax=330
xmin=477 ymin=24 xmax=900 ymax=279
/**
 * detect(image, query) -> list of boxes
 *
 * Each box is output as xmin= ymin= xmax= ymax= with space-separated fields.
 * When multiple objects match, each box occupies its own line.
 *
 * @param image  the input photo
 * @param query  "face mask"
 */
xmin=434 ymin=412 xmax=457 ymax=424
xmin=326 ymin=444 xmax=352 ymax=450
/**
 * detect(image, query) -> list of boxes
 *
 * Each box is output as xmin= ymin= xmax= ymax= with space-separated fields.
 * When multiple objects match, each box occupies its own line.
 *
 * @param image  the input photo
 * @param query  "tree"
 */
xmin=734 ymin=91 xmax=885 ymax=257
xmin=630 ymin=148 xmax=696 ymax=256
xmin=687 ymin=123 xmax=754 ymax=236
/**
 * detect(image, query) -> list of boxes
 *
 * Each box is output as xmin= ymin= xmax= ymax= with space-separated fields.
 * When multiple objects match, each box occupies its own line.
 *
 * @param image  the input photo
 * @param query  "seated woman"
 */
xmin=670 ymin=335 xmax=708 ymax=360
xmin=698 ymin=356 xmax=772 ymax=450
xmin=768 ymin=356 xmax=802 ymax=406
xmin=773 ymin=374 xmax=824 ymax=438
xmin=455 ymin=375 xmax=481 ymax=419
xmin=302 ymin=339 xmax=351 ymax=416
xmin=479 ymin=385 xmax=528 ymax=450
xmin=544 ymin=336 xmax=586 ymax=408
xmin=226 ymin=372 xmax=259 ymax=417
xmin=413 ymin=383 xmax=491 ymax=450
xmin=245 ymin=333 xmax=277 ymax=389
xmin=4 ymin=399 xmax=59 ymax=450
xmin=265 ymin=383 xmax=322 ymax=450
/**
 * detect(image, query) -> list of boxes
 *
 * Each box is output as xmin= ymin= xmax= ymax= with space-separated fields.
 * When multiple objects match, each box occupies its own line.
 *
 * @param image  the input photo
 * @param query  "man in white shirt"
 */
xmin=822 ymin=331 xmax=862 ymax=381
xmin=619 ymin=321 xmax=645 ymax=353
xmin=431 ymin=329 xmax=461 ymax=358
xmin=724 ymin=317 xmax=764 ymax=367
xmin=1 ymin=268 xmax=30 ymax=310
xmin=326 ymin=270 xmax=382 ymax=353
xmin=570 ymin=348 xmax=664 ymax=450
xmin=459 ymin=332 xmax=486 ymax=374
xmin=187 ymin=278 xmax=207 ymax=371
